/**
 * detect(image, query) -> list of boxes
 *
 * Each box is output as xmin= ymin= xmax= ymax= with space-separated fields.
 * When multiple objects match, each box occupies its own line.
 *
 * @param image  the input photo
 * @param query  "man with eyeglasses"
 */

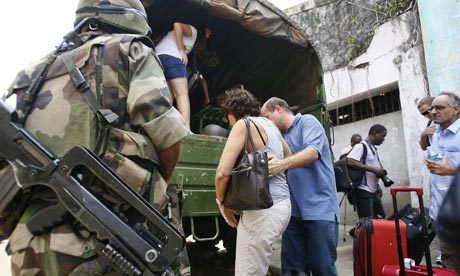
xmin=425 ymin=92 xmax=460 ymax=272
xmin=417 ymin=96 xmax=436 ymax=150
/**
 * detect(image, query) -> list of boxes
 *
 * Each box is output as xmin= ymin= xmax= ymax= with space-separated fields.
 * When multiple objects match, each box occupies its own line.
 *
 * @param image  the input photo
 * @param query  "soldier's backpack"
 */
xmin=1 ymin=32 xmax=166 ymax=240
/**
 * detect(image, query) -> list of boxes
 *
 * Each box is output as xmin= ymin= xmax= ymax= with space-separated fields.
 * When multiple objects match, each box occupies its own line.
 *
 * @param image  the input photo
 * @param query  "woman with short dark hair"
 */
xmin=215 ymin=88 xmax=292 ymax=275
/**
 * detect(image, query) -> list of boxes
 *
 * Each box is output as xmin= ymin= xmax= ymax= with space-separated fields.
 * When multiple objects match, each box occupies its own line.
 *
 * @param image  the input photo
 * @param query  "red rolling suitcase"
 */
xmin=353 ymin=217 xmax=408 ymax=276
xmin=382 ymin=187 xmax=459 ymax=276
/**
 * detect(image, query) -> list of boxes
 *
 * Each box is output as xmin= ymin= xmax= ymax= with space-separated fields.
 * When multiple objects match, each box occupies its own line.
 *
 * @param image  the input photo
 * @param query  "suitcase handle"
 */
xmin=390 ymin=187 xmax=423 ymax=196
xmin=391 ymin=187 xmax=433 ymax=276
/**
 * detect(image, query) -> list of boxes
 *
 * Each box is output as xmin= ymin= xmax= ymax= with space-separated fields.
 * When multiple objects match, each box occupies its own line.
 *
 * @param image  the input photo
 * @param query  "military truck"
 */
xmin=143 ymin=0 xmax=329 ymax=251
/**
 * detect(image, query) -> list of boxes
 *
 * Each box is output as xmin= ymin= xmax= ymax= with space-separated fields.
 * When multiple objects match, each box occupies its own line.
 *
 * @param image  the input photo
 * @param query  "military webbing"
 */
xmin=61 ymin=52 xmax=119 ymax=125
xmin=15 ymin=26 xmax=89 ymax=126
xmin=18 ymin=53 xmax=58 ymax=125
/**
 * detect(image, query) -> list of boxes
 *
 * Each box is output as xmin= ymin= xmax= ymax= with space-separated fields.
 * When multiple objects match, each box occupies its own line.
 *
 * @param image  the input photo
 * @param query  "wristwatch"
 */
xmin=215 ymin=198 xmax=224 ymax=206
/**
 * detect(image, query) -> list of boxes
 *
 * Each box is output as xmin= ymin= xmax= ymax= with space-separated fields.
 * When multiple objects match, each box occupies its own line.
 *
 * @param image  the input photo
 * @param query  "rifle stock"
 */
xmin=0 ymin=100 xmax=184 ymax=275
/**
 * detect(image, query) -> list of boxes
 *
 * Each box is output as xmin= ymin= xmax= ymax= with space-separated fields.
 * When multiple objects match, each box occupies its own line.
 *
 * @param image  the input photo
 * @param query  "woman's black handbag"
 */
xmin=224 ymin=118 xmax=273 ymax=210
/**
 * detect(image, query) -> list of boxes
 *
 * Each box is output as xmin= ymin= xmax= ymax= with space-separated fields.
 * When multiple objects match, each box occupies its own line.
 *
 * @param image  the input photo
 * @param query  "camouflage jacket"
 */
xmin=6 ymin=32 xmax=188 ymax=269
xmin=9 ymin=31 xmax=188 ymax=204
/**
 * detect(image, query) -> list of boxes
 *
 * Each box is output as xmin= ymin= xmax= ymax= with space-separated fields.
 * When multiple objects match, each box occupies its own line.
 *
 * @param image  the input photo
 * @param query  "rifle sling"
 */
xmin=61 ymin=52 xmax=119 ymax=125
xmin=24 ymin=52 xmax=120 ymax=234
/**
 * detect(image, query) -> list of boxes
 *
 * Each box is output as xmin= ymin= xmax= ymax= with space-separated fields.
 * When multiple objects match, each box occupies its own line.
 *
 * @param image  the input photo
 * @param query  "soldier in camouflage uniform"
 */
xmin=5 ymin=0 xmax=190 ymax=275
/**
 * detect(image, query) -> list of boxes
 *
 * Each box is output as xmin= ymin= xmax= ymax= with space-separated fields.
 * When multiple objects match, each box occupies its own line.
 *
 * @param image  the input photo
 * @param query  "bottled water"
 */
xmin=427 ymin=146 xmax=442 ymax=162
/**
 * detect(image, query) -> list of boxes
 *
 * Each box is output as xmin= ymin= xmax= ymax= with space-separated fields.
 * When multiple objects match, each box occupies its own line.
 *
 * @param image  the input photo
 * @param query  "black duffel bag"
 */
xmin=389 ymin=204 xmax=435 ymax=264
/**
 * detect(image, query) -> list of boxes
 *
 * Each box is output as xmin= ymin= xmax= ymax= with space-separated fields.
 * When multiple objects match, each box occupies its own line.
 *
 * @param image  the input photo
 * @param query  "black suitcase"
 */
xmin=394 ymin=204 xmax=436 ymax=264
xmin=382 ymin=187 xmax=459 ymax=276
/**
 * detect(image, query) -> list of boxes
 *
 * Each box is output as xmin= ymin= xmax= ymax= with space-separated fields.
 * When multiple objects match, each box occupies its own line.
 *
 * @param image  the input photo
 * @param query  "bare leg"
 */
xmin=168 ymin=77 xmax=190 ymax=128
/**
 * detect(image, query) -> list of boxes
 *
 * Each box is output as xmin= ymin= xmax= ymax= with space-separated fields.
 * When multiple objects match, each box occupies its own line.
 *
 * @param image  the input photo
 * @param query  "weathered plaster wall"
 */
xmin=395 ymin=35 xmax=431 ymax=199
xmin=328 ymin=14 xmax=430 ymax=207
xmin=288 ymin=1 xmax=431 ymax=209
xmin=326 ymin=13 xmax=430 ymax=206
xmin=334 ymin=111 xmax=412 ymax=224
xmin=324 ymin=13 xmax=413 ymax=104
xmin=288 ymin=0 xmax=415 ymax=71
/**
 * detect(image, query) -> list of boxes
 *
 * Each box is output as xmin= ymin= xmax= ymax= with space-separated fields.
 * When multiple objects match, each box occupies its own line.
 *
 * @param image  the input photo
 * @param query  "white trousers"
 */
xmin=235 ymin=198 xmax=291 ymax=276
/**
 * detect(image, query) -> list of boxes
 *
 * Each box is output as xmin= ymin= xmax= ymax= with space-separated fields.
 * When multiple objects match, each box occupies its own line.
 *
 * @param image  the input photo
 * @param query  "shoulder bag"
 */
xmin=223 ymin=118 xmax=273 ymax=210
xmin=346 ymin=142 xmax=368 ymax=206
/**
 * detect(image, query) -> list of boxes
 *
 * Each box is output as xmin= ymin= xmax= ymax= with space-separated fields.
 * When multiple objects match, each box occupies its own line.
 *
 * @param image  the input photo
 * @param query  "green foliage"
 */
xmin=344 ymin=0 xmax=415 ymax=60
xmin=379 ymin=0 xmax=414 ymax=18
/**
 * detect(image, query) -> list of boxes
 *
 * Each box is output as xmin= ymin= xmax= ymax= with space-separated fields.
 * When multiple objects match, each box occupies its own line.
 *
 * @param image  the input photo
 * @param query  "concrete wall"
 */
xmin=333 ymin=112 xmax=411 ymax=224
xmin=285 ymin=2 xmax=435 ymax=218
xmin=324 ymin=13 xmax=431 ymax=208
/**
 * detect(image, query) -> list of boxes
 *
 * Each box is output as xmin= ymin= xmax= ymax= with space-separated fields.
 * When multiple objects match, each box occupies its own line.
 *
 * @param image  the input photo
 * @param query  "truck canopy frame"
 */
xmin=143 ymin=0 xmax=324 ymax=111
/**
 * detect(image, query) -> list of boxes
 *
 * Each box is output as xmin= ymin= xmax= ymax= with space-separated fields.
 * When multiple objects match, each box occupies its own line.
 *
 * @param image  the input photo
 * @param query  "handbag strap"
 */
xmin=242 ymin=118 xmax=252 ymax=154
xmin=242 ymin=118 xmax=266 ymax=153
xmin=346 ymin=142 xmax=368 ymax=184
xmin=247 ymin=118 xmax=266 ymax=145
xmin=344 ymin=142 xmax=367 ymax=184
xmin=243 ymin=118 xmax=265 ymax=153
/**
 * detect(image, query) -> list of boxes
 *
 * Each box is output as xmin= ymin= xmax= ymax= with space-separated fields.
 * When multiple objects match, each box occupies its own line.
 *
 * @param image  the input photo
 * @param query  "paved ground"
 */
xmin=0 ymin=223 xmax=441 ymax=276
xmin=0 ymin=242 xmax=10 ymax=276
xmin=185 ymin=225 xmax=354 ymax=276
xmin=0 ymin=225 xmax=354 ymax=276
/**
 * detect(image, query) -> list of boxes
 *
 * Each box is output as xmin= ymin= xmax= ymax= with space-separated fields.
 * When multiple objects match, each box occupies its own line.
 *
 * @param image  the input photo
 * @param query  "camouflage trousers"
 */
xmin=9 ymin=221 xmax=102 ymax=276
xmin=166 ymin=186 xmax=191 ymax=276
xmin=8 ymin=186 xmax=190 ymax=276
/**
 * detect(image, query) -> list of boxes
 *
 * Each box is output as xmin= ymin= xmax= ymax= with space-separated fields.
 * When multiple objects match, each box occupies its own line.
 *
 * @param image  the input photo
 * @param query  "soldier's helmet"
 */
xmin=74 ymin=0 xmax=151 ymax=35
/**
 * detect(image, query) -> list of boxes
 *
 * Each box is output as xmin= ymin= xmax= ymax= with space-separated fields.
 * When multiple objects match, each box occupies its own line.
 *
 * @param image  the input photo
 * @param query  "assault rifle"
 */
xmin=0 ymin=99 xmax=184 ymax=276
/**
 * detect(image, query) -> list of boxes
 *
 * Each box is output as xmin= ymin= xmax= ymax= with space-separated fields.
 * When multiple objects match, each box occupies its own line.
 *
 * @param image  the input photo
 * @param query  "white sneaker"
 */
xmin=436 ymin=254 xmax=443 ymax=266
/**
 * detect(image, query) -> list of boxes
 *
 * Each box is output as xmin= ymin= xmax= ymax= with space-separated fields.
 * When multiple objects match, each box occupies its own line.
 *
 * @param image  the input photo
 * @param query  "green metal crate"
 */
xmin=170 ymin=134 xmax=226 ymax=217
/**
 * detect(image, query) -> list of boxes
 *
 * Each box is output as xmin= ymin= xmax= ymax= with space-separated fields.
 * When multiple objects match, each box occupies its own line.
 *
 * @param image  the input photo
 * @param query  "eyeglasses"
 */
xmin=429 ymin=105 xmax=449 ymax=111
xmin=421 ymin=110 xmax=430 ymax=116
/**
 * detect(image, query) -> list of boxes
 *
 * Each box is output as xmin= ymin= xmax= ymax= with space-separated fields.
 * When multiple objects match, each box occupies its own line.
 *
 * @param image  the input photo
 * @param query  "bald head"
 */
xmin=350 ymin=134 xmax=362 ymax=147
xmin=261 ymin=97 xmax=295 ymax=131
